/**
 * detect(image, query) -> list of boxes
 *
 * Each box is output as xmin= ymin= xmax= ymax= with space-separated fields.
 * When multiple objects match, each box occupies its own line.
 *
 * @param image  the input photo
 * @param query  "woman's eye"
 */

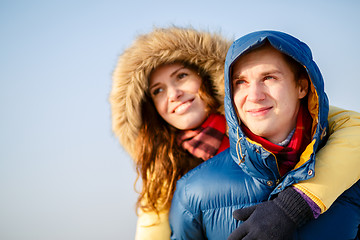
xmin=152 ymin=87 xmax=163 ymax=96
xmin=177 ymin=73 xmax=188 ymax=79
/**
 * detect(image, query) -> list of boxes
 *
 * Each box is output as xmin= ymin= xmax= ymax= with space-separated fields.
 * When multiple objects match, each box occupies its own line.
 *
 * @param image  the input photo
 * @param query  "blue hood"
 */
xmin=224 ymin=31 xmax=329 ymax=190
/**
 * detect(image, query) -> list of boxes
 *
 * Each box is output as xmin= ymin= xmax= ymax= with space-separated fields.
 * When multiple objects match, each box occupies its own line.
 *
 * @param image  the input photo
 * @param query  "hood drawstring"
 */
xmin=320 ymin=125 xmax=327 ymax=140
xmin=236 ymin=127 xmax=245 ymax=164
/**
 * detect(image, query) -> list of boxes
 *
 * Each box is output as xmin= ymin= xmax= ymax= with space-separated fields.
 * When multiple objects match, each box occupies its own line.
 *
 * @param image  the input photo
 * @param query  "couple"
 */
xmin=110 ymin=27 xmax=360 ymax=239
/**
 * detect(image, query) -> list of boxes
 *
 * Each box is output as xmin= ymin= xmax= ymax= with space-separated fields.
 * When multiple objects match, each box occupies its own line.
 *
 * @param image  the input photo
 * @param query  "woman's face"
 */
xmin=149 ymin=63 xmax=208 ymax=130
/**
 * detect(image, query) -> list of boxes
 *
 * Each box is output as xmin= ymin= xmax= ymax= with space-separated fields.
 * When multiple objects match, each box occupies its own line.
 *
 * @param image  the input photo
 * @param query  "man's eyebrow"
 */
xmin=261 ymin=70 xmax=282 ymax=76
xmin=231 ymin=69 xmax=283 ymax=81
xmin=231 ymin=71 xmax=242 ymax=80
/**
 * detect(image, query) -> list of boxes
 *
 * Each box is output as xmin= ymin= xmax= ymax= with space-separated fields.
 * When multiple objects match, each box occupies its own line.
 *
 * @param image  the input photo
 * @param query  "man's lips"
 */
xmin=172 ymin=99 xmax=194 ymax=114
xmin=247 ymin=106 xmax=272 ymax=116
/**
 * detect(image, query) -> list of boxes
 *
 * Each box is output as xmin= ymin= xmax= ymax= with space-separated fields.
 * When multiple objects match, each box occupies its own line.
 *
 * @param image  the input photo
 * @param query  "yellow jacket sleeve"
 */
xmin=294 ymin=105 xmax=360 ymax=213
xmin=135 ymin=208 xmax=171 ymax=240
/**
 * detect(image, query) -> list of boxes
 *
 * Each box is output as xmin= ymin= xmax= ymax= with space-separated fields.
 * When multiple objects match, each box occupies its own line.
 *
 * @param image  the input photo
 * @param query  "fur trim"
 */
xmin=110 ymin=27 xmax=232 ymax=157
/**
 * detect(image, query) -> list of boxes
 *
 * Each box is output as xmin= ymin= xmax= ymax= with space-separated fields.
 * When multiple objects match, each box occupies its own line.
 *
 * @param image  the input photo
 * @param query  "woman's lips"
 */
xmin=172 ymin=99 xmax=194 ymax=114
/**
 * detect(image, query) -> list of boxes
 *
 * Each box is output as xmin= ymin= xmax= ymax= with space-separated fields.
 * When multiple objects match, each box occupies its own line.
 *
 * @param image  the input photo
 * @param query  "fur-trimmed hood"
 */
xmin=110 ymin=27 xmax=232 ymax=157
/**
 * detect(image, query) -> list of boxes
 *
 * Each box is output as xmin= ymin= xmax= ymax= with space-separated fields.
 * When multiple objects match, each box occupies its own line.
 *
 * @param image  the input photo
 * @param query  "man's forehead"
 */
xmin=231 ymin=45 xmax=286 ymax=74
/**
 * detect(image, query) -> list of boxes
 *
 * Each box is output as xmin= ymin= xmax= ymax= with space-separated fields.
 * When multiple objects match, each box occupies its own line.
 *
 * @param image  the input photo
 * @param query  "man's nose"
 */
xmin=247 ymin=82 xmax=265 ymax=102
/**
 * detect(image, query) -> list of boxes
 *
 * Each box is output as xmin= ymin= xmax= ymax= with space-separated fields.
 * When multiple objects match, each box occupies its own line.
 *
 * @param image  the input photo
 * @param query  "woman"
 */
xmin=109 ymin=27 xmax=360 ymax=239
xmin=110 ymin=27 xmax=231 ymax=239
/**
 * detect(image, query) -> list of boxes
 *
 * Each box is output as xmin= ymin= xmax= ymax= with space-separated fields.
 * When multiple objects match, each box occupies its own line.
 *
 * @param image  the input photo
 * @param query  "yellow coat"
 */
xmin=135 ymin=106 xmax=360 ymax=239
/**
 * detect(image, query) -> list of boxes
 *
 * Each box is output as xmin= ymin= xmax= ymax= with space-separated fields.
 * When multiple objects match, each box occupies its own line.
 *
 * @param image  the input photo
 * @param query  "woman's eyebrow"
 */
xmin=149 ymin=66 xmax=186 ymax=90
xmin=148 ymin=82 xmax=160 ymax=92
xmin=170 ymin=67 xmax=186 ymax=77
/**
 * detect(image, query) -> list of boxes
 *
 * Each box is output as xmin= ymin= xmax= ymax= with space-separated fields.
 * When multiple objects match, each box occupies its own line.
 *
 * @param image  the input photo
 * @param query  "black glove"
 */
xmin=228 ymin=187 xmax=314 ymax=240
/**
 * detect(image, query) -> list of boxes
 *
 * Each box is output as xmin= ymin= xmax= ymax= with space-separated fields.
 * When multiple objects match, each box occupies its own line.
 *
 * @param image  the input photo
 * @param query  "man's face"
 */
xmin=231 ymin=46 xmax=308 ymax=143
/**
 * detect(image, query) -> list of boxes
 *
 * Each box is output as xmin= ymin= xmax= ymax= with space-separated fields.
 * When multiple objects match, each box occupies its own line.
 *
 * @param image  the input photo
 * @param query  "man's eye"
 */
xmin=233 ymin=79 xmax=246 ymax=85
xmin=264 ymin=76 xmax=274 ymax=80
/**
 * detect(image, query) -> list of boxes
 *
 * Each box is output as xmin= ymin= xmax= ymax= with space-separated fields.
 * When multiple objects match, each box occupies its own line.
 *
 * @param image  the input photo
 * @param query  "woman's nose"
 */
xmin=168 ymin=86 xmax=183 ymax=101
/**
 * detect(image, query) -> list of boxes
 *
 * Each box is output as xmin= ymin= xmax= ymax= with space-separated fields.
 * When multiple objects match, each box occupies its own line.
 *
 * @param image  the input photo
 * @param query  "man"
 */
xmin=169 ymin=30 xmax=360 ymax=239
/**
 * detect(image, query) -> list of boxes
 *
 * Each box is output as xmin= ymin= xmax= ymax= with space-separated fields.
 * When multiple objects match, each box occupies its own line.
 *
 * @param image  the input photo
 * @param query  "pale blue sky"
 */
xmin=1 ymin=0 xmax=359 ymax=239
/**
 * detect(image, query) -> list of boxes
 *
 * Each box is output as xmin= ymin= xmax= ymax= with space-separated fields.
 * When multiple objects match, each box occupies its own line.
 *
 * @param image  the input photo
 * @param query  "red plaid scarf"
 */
xmin=242 ymin=103 xmax=312 ymax=176
xmin=177 ymin=114 xmax=229 ymax=161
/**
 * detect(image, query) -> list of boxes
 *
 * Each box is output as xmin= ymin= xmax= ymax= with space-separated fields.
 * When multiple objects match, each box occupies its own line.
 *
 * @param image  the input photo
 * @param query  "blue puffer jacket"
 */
xmin=169 ymin=31 xmax=360 ymax=239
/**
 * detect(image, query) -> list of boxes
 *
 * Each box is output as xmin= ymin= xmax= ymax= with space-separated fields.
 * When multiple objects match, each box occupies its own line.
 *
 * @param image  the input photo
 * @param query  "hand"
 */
xmin=228 ymin=187 xmax=314 ymax=240
xmin=227 ymin=201 xmax=296 ymax=240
